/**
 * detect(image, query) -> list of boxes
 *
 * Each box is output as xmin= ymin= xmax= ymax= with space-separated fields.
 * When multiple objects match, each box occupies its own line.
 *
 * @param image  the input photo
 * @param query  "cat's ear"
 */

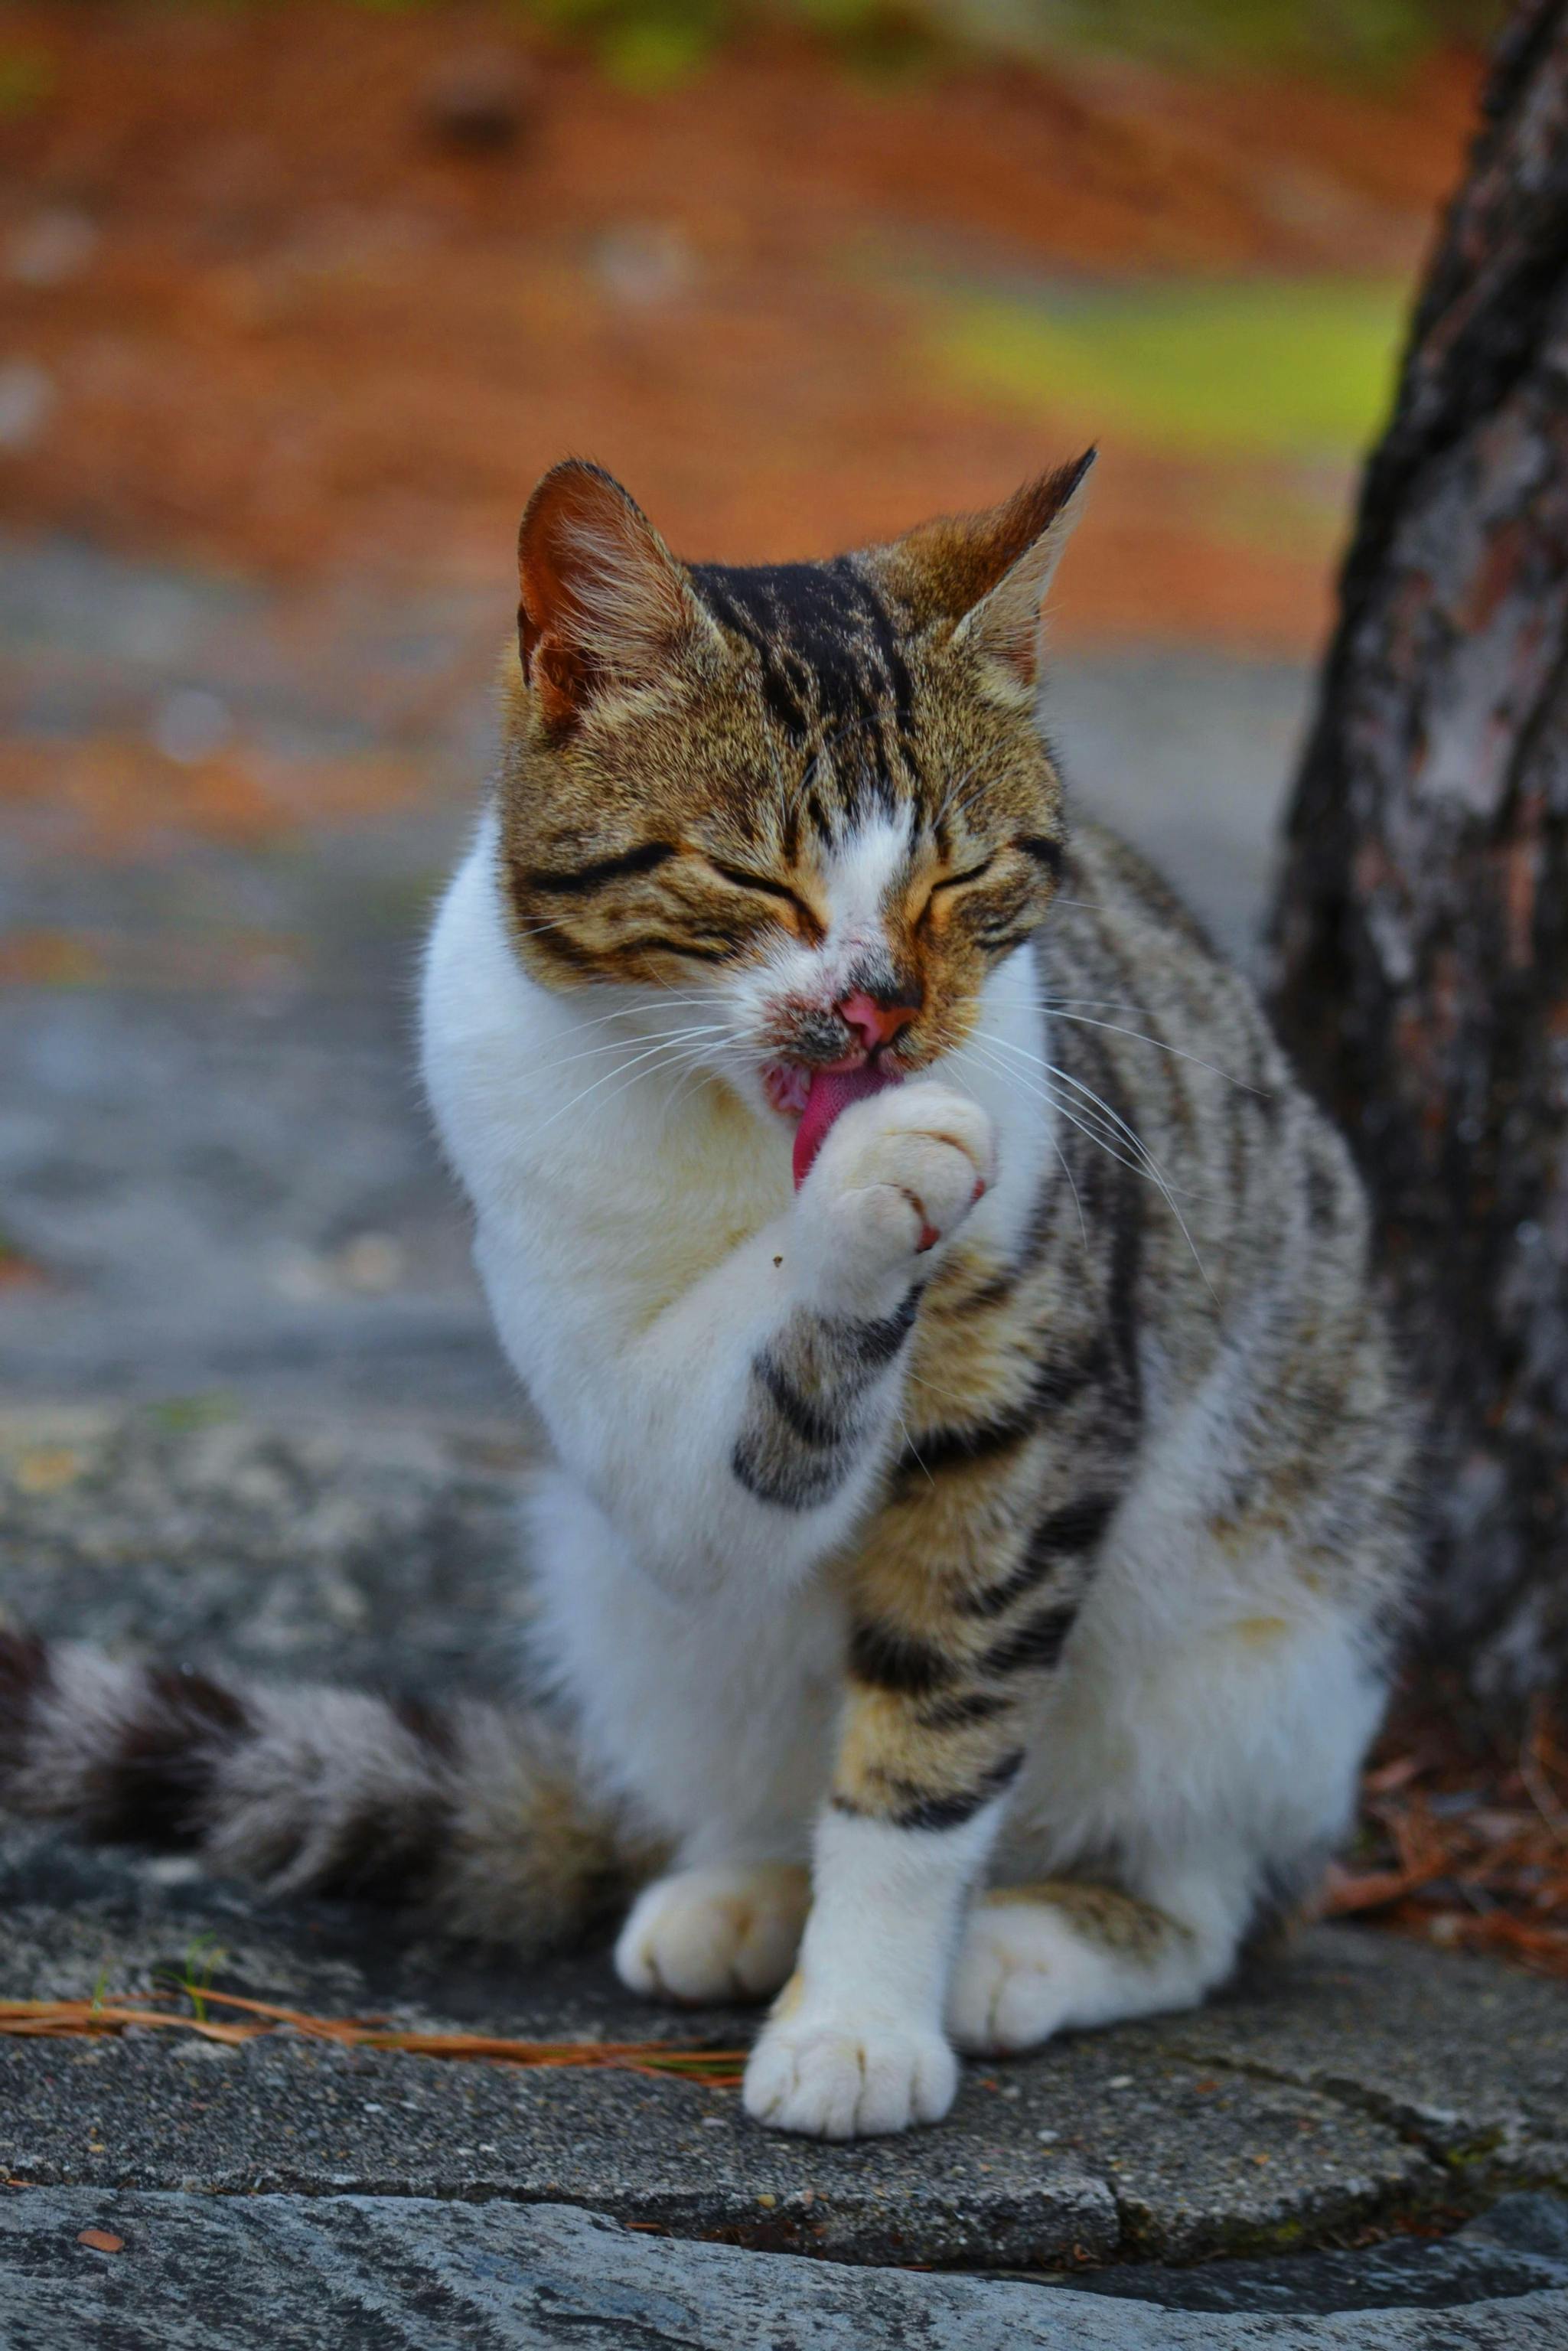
xmin=517 ymin=461 xmax=709 ymax=731
xmin=889 ymin=452 xmax=1095 ymax=687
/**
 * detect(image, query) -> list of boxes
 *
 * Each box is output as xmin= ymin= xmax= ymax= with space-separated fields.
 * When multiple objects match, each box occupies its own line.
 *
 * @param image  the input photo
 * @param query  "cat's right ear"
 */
xmin=878 ymin=452 xmax=1095 ymax=690
xmin=517 ymin=461 xmax=711 ymax=732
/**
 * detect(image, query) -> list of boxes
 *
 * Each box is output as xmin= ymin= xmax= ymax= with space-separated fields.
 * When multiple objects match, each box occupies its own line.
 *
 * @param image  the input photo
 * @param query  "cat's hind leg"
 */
xmin=947 ymin=1864 xmax=1255 ymax=2053
xmin=615 ymin=1864 xmax=810 ymax=2004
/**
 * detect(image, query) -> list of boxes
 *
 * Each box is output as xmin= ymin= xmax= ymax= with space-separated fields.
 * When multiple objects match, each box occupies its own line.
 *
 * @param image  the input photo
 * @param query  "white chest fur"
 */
xmin=421 ymin=820 xmax=1049 ymax=1432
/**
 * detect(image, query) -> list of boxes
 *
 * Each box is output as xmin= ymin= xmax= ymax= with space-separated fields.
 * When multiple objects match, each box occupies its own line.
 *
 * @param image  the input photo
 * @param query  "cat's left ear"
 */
xmin=888 ymin=451 xmax=1095 ymax=688
xmin=517 ymin=459 xmax=714 ymax=732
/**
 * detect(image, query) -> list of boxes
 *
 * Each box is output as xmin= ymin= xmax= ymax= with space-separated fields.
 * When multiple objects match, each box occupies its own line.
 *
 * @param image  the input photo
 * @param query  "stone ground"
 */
xmin=3 ymin=532 xmax=1567 ymax=2345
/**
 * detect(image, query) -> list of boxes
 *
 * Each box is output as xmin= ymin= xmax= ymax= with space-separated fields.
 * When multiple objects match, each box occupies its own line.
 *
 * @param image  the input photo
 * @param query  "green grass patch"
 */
xmin=993 ymin=0 xmax=1500 ymax=82
xmin=116 ymin=0 xmax=1501 ymax=90
xmin=929 ymin=276 xmax=1410 ymax=461
xmin=0 ymin=46 xmax=54 ymax=117
xmin=142 ymin=1393 xmax=240 ymax=1436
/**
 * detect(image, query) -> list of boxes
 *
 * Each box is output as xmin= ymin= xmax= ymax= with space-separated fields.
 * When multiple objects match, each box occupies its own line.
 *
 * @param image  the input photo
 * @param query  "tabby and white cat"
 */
xmin=0 ymin=455 xmax=1413 ymax=2141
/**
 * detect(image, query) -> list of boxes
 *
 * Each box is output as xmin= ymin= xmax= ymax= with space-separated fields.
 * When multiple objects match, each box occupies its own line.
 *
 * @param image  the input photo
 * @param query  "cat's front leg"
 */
xmin=745 ymin=1448 xmax=1123 ymax=2135
xmin=744 ymin=1667 xmax=1019 ymax=2139
xmin=526 ymin=1081 xmax=996 ymax=1597
xmin=741 ymin=1802 xmax=990 ymax=2137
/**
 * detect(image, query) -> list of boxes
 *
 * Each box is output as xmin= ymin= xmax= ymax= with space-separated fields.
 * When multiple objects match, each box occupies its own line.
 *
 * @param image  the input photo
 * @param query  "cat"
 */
xmin=0 ymin=455 xmax=1414 ymax=2141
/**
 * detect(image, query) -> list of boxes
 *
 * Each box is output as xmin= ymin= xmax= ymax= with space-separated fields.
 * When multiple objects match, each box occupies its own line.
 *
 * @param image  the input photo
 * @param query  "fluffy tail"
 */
xmin=0 ymin=1631 xmax=638 ymax=1954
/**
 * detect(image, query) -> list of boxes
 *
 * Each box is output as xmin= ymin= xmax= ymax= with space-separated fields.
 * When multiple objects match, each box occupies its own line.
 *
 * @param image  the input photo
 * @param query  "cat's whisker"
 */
xmin=978 ymin=1042 xmax=1211 ymax=1253
xmin=1046 ymin=1065 xmax=1218 ymax=1301
xmin=980 ymin=1038 xmax=1218 ymax=1303
xmin=950 ymin=1032 xmax=1084 ymax=1267
xmin=526 ymin=1022 xmax=729 ymax=1078
xmin=526 ymin=1024 xmax=730 ymax=1083
xmin=967 ymin=1043 xmax=1150 ymax=1185
xmin=970 ymin=981 xmax=1187 ymax=1024
xmin=580 ymin=1038 xmax=734 ymax=1130
xmin=1043 ymin=996 xmax=1189 ymax=1015
xmin=526 ymin=1032 xmax=728 ymax=1140
xmin=965 ymin=1037 xmax=1214 ymax=1299
xmin=893 ymin=1409 xmax=936 ymax=1489
xmin=1043 ymin=1012 xmax=1266 ymax=1096
xmin=637 ymin=1039 xmax=724 ymax=1124
xmin=579 ymin=1055 xmax=709 ymax=1130
xmin=1052 ymin=1137 xmax=1090 ymax=1257
xmin=904 ymin=1365 xmax=1002 ymax=1417
xmin=970 ymin=1032 xmax=1208 ymax=1204
xmin=555 ymin=995 xmax=725 ymax=1029
xmin=948 ymin=777 xmax=993 ymax=830
xmin=934 ymin=1045 xmax=1091 ymax=1260
xmin=931 ymin=761 xmax=983 ymax=835
xmin=663 ymin=1054 xmax=721 ymax=1119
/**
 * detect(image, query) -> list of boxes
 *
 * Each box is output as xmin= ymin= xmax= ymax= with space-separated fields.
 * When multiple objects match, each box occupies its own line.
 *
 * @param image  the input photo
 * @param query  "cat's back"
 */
xmin=1048 ymin=814 xmax=1283 ymax=1117
xmin=1012 ymin=814 xmax=1414 ymax=1627
xmin=1042 ymin=814 xmax=1378 ymax=1378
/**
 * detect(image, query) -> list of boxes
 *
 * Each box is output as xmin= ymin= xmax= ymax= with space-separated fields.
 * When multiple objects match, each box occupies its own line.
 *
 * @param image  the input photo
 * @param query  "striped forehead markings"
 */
xmin=691 ymin=556 xmax=916 ymax=764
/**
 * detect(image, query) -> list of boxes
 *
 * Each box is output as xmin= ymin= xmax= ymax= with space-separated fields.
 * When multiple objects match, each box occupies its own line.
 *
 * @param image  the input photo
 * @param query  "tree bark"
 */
xmin=1270 ymin=0 xmax=1568 ymax=1711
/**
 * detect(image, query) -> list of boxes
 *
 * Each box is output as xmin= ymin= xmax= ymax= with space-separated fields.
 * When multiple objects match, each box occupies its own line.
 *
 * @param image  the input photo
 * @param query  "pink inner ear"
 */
xmin=792 ymin=1063 xmax=904 ymax=1189
xmin=517 ymin=461 xmax=692 ymax=731
xmin=518 ymin=467 xmax=618 ymax=721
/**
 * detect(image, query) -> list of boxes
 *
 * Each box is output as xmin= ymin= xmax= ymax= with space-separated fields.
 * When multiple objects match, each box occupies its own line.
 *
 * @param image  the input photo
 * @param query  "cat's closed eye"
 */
xmin=930 ymin=859 xmax=996 ymax=897
xmin=914 ymin=856 xmax=1000 ymax=931
xmin=706 ymin=859 xmax=823 ymax=941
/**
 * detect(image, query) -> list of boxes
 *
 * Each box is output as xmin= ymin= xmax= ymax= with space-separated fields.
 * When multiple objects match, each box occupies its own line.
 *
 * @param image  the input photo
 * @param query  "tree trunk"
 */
xmin=1269 ymin=0 xmax=1568 ymax=1712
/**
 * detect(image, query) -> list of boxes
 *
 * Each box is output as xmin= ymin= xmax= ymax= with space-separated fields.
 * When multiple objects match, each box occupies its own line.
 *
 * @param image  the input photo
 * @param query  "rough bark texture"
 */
xmin=1270 ymin=1 xmax=1568 ymax=1710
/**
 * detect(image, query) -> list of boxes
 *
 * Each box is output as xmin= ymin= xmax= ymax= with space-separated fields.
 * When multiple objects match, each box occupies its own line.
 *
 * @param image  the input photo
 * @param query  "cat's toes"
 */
xmin=797 ymin=1084 xmax=997 ymax=1310
xmin=947 ymin=1900 xmax=1093 ymax=2053
xmin=614 ymin=1864 xmax=809 ymax=2005
xmin=742 ymin=2004 xmax=958 ymax=2139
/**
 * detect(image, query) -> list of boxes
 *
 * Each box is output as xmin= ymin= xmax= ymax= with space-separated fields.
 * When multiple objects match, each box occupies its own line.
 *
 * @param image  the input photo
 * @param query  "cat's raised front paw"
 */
xmin=793 ymin=1083 xmax=996 ymax=1317
xmin=614 ymin=1864 xmax=809 ymax=2004
xmin=742 ymin=2004 xmax=958 ymax=2139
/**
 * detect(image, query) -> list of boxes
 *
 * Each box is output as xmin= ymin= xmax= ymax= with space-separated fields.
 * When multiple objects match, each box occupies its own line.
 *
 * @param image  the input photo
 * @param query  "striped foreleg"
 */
xmin=742 ymin=1470 xmax=1117 ymax=2139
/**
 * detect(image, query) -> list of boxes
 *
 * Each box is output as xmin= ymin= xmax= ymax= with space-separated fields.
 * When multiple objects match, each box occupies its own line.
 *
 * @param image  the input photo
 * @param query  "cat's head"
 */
xmin=496 ymin=455 xmax=1092 ymax=1124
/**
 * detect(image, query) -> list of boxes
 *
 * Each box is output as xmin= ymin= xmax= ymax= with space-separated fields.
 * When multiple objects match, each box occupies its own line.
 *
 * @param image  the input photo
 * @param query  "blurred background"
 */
xmin=0 ymin=0 xmax=1498 ymax=1418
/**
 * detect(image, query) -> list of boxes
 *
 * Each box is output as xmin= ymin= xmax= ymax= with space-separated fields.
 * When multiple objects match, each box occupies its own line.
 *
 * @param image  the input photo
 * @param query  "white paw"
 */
xmin=794 ymin=1083 xmax=996 ymax=1316
xmin=742 ymin=2007 xmax=959 ymax=2139
xmin=614 ymin=1865 xmax=810 ymax=2005
xmin=947 ymin=1900 xmax=1102 ymax=2053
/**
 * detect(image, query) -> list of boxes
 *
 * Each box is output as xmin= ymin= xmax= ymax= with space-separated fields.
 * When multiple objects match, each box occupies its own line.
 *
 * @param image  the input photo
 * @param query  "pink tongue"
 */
xmin=792 ymin=1062 xmax=903 ymax=1189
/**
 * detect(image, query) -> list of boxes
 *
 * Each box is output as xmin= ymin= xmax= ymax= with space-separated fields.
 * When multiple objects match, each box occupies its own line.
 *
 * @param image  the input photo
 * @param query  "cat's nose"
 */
xmin=836 ymin=989 xmax=918 ymax=1052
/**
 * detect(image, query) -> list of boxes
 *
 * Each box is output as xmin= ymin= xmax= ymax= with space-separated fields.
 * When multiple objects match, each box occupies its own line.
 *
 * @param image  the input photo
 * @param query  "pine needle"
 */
xmin=0 ymin=1988 xmax=745 ymax=2085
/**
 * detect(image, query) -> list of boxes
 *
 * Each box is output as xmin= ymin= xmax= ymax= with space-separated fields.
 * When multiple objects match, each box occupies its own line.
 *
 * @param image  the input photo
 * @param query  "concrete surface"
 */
xmin=0 ymin=1824 xmax=1443 ymax=2270
xmin=2 ymin=1739 xmax=1565 ymax=2271
xmin=2 ymin=2191 xmax=1568 ymax=2350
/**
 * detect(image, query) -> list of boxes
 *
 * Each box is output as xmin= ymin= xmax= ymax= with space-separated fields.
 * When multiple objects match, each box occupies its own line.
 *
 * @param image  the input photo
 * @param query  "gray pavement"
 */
xmin=5 ymin=2191 xmax=1568 ymax=2350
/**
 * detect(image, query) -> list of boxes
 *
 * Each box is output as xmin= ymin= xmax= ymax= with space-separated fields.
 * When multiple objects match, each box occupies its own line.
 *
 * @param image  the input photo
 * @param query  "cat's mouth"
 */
xmin=763 ymin=1055 xmax=907 ymax=1187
